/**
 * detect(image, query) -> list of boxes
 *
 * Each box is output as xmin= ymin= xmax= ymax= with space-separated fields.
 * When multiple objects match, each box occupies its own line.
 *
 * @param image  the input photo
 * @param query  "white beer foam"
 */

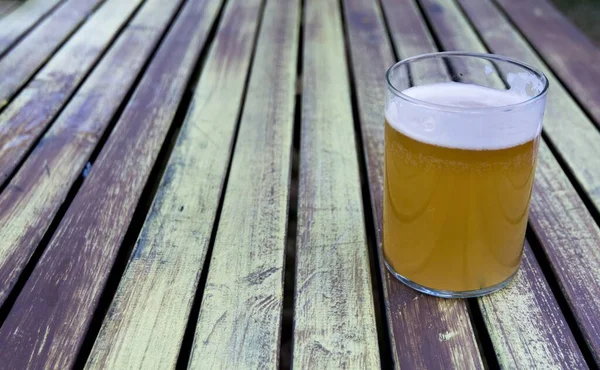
xmin=386 ymin=82 xmax=545 ymax=150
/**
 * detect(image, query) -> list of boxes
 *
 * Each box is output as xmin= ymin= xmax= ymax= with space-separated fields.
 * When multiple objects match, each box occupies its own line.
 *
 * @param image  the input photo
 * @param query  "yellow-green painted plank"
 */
xmin=292 ymin=0 xmax=380 ymax=368
xmin=187 ymin=0 xmax=300 ymax=368
xmin=84 ymin=0 xmax=263 ymax=368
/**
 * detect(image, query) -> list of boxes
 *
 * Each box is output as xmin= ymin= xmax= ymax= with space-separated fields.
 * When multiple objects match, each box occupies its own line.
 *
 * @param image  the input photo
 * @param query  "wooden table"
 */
xmin=0 ymin=0 xmax=599 ymax=368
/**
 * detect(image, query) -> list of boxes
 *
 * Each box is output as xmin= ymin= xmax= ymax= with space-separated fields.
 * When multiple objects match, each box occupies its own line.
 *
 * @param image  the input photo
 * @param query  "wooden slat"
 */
xmin=0 ymin=0 xmax=224 ymax=367
xmin=528 ymin=143 xmax=600 ymax=363
xmin=479 ymin=241 xmax=586 ymax=369
xmin=85 ymin=0 xmax=263 ymax=368
xmin=0 ymin=0 xmax=144 ymax=186
xmin=0 ymin=0 xmax=102 ymax=108
xmin=420 ymin=0 xmax=600 ymax=363
xmin=0 ymin=0 xmax=63 ymax=55
xmin=341 ymin=0 xmax=484 ymax=368
xmin=495 ymin=0 xmax=600 ymax=127
xmin=292 ymin=0 xmax=380 ymax=368
xmin=454 ymin=0 xmax=600 ymax=361
xmin=0 ymin=0 xmax=183 ymax=312
xmin=186 ymin=0 xmax=299 ymax=368
xmin=0 ymin=1 xmax=20 ymax=18
xmin=427 ymin=0 xmax=600 ymax=211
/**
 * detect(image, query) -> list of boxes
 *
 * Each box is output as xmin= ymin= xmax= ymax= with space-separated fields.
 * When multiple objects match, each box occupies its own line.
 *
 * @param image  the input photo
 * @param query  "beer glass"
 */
xmin=384 ymin=52 xmax=548 ymax=298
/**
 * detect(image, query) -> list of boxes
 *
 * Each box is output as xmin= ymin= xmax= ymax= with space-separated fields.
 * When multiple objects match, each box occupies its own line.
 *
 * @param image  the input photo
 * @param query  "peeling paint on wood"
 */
xmin=0 ymin=0 xmax=145 ymax=185
xmin=85 ymin=0 xmax=263 ymax=368
xmin=187 ymin=0 xmax=300 ymax=368
xmin=495 ymin=0 xmax=600 ymax=127
xmin=0 ymin=0 xmax=63 ymax=54
xmin=0 ymin=0 xmax=223 ymax=367
xmin=0 ymin=0 xmax=103 ymax=107
xmin=342 ymin=0 xmax=484 ymax=368
xmin=292 ymin=0 xmax=380 ymax=368
xmin=0 ymin=0 xmax=184 ymax=310
xmin=454 ymin=0 xmax=600 ymax=213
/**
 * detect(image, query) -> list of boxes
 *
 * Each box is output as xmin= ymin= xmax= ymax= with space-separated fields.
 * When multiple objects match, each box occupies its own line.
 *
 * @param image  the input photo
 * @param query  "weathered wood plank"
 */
xmin=528 ymin=143 xmax=600 ymax=363
xmin=85 ymin=0 xmax=263 ymax=368
xmin=0 ymin=0 xmax=63 ymax=55
xmin=479 ymin=241 xmax=587 ymax=369
xmin=0 ymin=0 xmax=183 ymax=315
xmin=0 ymin=0 xmax=224 ymax=367
xmin=186 ymin=0 xmax=299 ymax=368
xmin=0 ymin=0 xmax=102 ymax=108
xmin=495 ymin=0 xmax=600 ymax=127
xmin=292 ymin=0 xmax=380 ymax=368
xmin=420 ymin=0 xmax=600 ymax=363
xmin=341 ymin=0 xmax=484 ymax=368
xmin=427 ymin=0 xmax=600 ymax=211
xmin=0 ymin=0 xmax=144 ymax=186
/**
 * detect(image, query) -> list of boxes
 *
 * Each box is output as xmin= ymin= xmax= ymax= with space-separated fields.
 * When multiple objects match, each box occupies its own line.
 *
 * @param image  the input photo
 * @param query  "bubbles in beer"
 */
xmin=385 ymin=82 xmax=544 ymax=150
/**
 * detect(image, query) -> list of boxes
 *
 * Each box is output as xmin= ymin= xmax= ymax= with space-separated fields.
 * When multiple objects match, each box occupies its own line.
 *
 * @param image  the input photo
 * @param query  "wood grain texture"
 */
xmin=0 ymin=0 xmax=144 ymax=187
xmin=292 ymin=0 xmax=380 ymax=368
xmin=445 ymin=0 xmax=600 ymax=212
xmin=479 ymin=241 xmax=587 ymax=369
xmin=0 ymin=0 xmax=104 ymax=108
xmin=0 ymin=0 xmax=63 ymax=55
xmin=418 ymin=0 xmax=600 ymax=364
xmin=342 ymin=0 xmax=484 ymax=368
xmin=527 ymin=143 xmax=600 ymax=363
xmin=187 ymin=0 xmax=299 ymax=368
xmin=85 ymin=0 xmax=263 ymax=368
xmin=0 ymin=0 xmax=224 ymax=368
xmin=495 ymin=0 xmax=600 ymax=127
xmin=0 ymin=0 xmax=183 ymax=320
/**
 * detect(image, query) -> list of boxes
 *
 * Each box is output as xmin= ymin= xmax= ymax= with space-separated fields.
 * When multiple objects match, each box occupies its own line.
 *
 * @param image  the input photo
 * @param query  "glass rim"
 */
xmin=385 ymin=51 xmax=549 ymax=113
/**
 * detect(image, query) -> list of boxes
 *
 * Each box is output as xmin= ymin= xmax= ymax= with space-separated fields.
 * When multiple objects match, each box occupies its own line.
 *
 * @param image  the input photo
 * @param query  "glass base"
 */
xmin=384 ymin=261 xmax=517 ymax=298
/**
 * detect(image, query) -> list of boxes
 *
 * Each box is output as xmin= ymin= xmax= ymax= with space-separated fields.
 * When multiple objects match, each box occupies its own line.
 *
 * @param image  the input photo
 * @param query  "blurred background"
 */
xmin=553 ymin=0 xmax=600 ymax=43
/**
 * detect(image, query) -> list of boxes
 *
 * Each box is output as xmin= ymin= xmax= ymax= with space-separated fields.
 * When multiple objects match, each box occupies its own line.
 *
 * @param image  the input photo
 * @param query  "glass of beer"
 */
xmin=384 ymin=52 xmax=548 ymax=298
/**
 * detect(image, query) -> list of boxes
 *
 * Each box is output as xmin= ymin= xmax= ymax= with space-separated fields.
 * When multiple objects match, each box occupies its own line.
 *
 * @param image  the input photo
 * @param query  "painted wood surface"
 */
xmin=341 ymin=0 xmax=484 ymax=368
xmin=0 ymin=0 xmax=144 ymax=186
xmin=495 ymin=0 xmax=600 ymax=127
xmin=0 ymin=0 xmax=224 ymax=368
xmin=85 ymin=0 xmax=263 ymax=368
xmin=0 ymin=0 xmax=183 ymax=309
xmin=187 ymin=0 xmax=299 ymax=368
xmin=0 ymin=1 xmax=20 ymax=18
xmin=449 ymin=0 xmax=600 ymax=212
xmin=528 ymin=143 xmax=600 ymax=363
xmin=479 ymin=241 xmax=587 ymax=369
xmin=0 ymin=0 xmax=103 ymax=108
xmin=453 ymin=0 xmax=600 ymax=361
xmin=292 ymin=0 xmax=380 ymax=368
xmin=0 ymin=0 xmax=63 ymax=55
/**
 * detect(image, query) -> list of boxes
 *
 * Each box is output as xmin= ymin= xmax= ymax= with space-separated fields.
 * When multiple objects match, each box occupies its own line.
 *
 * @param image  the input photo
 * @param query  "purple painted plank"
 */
xmin=0 ymin=0 xmax=183 ymax=311
xmin=0 ymin=0 xmax=102 ymax=107
xmin=342 ymin=0 xmax=484 ymax=368
xmin=495 ymin=0 xmax=600 ymax=128
xmin=0 ymin=0 xmax=224 ymax=367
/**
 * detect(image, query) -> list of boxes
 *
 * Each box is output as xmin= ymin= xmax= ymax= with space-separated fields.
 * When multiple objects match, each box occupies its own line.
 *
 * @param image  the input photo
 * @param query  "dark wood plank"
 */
xmin=495 ymin=0 xmax=600 ymax=128
xmin=0 ymin=0 xmax=102 ymax=108
xmin=420 ymin=0 xmax=600 ymax=363
xmin=0 ymin=0 xmax=63 ymax=55
xmin=292 ymin=0 xmax=380 ymax=367
xmin=0 ymin=0 xmax=144 ymax=186
xmin=0 ymin=0 xmax=225 ymax=367
xmin=0 ymin=0 xmax=184 ymax=316
xmin=341 ymin=0 xmax=484 ymax=368
xmin=85 ymin=0 xmax=263 ymax=367
xmin=186 ymin=0 xmax=299 ymax=367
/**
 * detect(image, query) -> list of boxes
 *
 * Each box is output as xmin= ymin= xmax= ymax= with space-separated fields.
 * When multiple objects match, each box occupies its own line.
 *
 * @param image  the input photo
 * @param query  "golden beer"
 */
xmin=383 ymin=80 xmax=545 ymax=296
